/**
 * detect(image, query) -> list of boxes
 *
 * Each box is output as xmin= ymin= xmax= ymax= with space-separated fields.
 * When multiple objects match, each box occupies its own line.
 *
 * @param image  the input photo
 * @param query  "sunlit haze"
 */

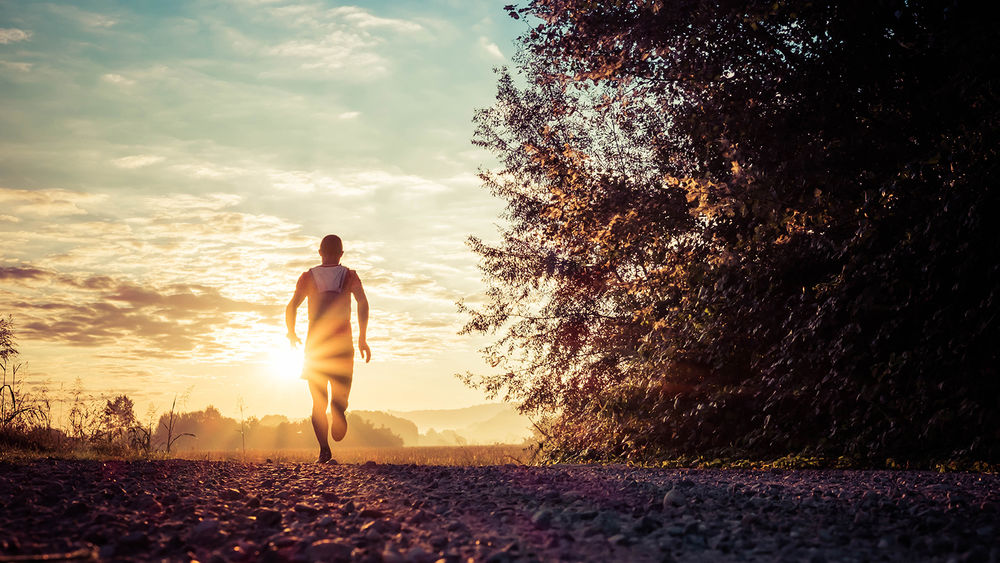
xmin=0 ymin=1 xmax=524 ymax=422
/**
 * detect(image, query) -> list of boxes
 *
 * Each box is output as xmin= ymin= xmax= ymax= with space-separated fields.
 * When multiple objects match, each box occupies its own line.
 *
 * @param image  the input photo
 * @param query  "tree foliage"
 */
xmin=152 ymin=406 xmax=404 ymax=451
xmin=464 ymin=0 xmax=1000 ymax=463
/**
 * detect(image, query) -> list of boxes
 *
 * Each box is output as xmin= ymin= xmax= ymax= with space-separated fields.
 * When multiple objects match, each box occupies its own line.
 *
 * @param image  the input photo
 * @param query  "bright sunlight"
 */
xmin=268 ymin=341 xmax=304 ymax=381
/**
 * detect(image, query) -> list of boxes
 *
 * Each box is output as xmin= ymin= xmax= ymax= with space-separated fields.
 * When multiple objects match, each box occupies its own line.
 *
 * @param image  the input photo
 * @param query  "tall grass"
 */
xmin=174 ymin=444 xmax=534 ymax=465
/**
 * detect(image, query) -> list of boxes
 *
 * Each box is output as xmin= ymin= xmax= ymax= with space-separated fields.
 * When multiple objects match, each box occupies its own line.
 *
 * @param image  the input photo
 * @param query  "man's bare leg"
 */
xmin=308 ymin=380 xmax=332 ymax=462
xmin=330 ymin=377 xmax=350 ymax=442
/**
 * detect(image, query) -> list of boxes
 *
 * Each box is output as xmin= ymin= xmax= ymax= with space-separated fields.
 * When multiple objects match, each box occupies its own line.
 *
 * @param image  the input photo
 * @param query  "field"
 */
xmin=172 ymin=444 xmax=535 ymax=465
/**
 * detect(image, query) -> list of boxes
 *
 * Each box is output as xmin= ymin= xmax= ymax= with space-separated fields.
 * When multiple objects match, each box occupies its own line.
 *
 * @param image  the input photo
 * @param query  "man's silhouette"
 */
xmin=286 ymin=234 xmax=371 ymax=463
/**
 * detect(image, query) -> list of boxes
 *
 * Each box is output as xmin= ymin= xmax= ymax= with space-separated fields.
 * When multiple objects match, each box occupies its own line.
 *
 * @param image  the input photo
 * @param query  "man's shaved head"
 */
xmin=320 ymin=234 xmax=343 ymax=258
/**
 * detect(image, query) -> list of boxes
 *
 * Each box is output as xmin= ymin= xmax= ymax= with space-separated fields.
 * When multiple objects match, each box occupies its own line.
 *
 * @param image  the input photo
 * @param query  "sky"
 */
xmin=0 ymin=0 xmax=527 ymax=424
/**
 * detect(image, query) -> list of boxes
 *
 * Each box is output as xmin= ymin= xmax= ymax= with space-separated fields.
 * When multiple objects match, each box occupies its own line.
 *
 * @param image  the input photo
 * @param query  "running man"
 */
xmin=286 ymin=234 xmax=371 ymax=463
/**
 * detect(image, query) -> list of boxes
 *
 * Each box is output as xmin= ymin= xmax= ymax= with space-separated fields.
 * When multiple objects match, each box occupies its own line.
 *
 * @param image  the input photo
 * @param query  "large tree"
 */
xmin=463 ymin=0 xmax=999 ymax=462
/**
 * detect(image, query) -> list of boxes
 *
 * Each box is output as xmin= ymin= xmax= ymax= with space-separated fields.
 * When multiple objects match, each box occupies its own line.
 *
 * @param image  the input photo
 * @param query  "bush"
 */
xmin=463 ymin=0 xmax=1000 ymax=464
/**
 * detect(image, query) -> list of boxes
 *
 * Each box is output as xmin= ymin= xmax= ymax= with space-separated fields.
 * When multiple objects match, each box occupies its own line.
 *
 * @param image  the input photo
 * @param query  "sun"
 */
xmin=268 ymin=342 xmax=305 ymax=381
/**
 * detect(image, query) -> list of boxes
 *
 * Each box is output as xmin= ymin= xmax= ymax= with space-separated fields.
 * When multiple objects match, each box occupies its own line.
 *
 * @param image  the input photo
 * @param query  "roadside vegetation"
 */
xmin=462 ymin=0 xmax=998 ymax=466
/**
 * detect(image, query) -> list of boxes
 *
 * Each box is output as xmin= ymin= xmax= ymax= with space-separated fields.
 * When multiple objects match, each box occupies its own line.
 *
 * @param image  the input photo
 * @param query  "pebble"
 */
xmin=294 ymin=503 xmax=318 ymax=515
xmin=1 ymin=460 xmax=996 ymax=563
xmin=64 ymin=500 xmax=88 ymax=516
xmin=257 ymin=508 xmax=282 ymax=527
xmin=607 ymin=533 xmax=629 ymax=545
xmin=531 ymin=509 xmax=553 ymax=529
xmin=305 ymin=539 xmax=352 ymax=562
xmin=119 ymin=531 xmax=149 ymax=550
xmin=404 ymin=545 xmax=432 ymax=563
xmin=220 ymin=488 xmax=242 ymax=501
xmin=593 ymin=511 xmax=621 ymax=535
xmin=634 ymin=515 xmax=661 ymax=535
xmin=193 ymin=518 xmax=221 ymax=537
xmin=663 ymin=488 xmax=686 ymax=508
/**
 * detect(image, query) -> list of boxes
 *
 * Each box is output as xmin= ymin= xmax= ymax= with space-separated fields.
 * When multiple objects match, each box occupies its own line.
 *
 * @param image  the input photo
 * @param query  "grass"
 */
xmin=3 ymin=428 xmax=992 ymax=472
xmin=646 ymin=453 xmax=999 ymax=473
xmin=0 ymin=445 xmax=170 ymax=463
xmin=173 ymin=444 xmax=534 ymax=465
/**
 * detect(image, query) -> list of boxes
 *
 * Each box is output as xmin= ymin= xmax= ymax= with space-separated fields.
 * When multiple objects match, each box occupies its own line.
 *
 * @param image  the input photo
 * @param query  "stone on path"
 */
xmin=663 ymin=487 xmax=686 ymax=508
xmin=305 ymin=539 xmax=352 ymax=562
xmin=531 ymin=509 xmax=553 ymax=530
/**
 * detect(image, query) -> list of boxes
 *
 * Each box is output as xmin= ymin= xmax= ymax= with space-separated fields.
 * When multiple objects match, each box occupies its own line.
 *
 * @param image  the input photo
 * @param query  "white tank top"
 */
xmin=310 ymin=265 xmax=348 ymax=293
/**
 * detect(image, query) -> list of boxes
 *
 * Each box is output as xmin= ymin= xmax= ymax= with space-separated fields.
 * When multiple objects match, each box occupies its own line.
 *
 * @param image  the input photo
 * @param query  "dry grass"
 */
xmin=174 ymin=444 xmax=535 ymax=466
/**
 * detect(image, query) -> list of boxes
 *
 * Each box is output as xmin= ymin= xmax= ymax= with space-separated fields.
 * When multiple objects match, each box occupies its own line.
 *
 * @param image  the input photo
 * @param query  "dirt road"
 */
xmin=1 ymin=460 xmax=996 ymax=561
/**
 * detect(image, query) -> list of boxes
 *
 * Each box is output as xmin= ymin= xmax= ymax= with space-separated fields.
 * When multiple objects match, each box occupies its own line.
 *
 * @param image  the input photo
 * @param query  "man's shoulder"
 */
xmin=296 ymin=270 xmax=314 ymax=288
xmin=341 ymin=267 xmax=363 ymax=289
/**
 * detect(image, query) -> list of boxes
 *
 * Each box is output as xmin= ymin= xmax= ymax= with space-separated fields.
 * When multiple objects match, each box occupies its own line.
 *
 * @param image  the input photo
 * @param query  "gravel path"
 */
xmin=0 ymin=460 xmax=997 ymax=562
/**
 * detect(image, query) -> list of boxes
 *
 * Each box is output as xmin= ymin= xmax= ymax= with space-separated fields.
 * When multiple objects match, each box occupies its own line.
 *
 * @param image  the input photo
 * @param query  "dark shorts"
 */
xmin=301 ymin=333 xmax=353 ymax=405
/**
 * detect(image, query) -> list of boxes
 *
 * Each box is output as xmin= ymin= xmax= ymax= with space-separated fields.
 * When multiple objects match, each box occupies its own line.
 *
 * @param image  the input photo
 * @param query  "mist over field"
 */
xmin=153 ymin=402 xmax=532 ymax=453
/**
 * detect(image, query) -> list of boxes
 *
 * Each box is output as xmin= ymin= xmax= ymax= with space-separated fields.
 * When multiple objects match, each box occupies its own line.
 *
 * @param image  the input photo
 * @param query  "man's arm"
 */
xmin=285 ymin=273 xmax=308 ymax=346
xmin=351 ymin=272 xmax=371 ymax=363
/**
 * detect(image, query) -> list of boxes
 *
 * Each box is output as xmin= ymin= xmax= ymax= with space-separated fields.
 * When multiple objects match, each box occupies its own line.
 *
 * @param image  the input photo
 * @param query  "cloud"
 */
xmin=102 ymin=73 xmax=135 ymax=86
xmin=143 ymin=192 xmax=243 ymax=211
xmin=363 ymin=269 xmax=457 ymax=303
xmin=0 ymin=189 xmax=314 ymax=308
xmin=268 ymin=169 xmax=378 ymax=196
xmin=268 ymin=33 xmax=386 ymax=75
xmin=112 ymin=154 xmax=164 ymax=169
xmin=48 ymin=5 xmax=117 ymax=28
xmin=0 ymin=187 xmax=105 ymax=217
xmin=2 ymin=264 xmax=279 ymax=353
xmin=259 ymin=4 xmax=424 ymax=78
xmin=0 ymin=28 xmax=31 ymax=44
xmin=0 ymin=61 xmax=33 ymax=72
xmin=478 ymin=36 xmax=504 ymax=60
xmin=164 ymin=155 xmax=445 ymax=198
xmin=338 ymin=111 xmax=360 ymax=120
xmin=0 ymin=266 xmax=47 ymax=281
xmin=329 ymin=6 xmax=423 ymax=33
xmin=170 ymin=161 xmax=244 ymax=180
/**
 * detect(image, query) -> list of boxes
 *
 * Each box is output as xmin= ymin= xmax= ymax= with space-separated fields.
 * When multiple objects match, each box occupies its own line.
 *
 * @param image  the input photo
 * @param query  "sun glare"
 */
xmin=268 ymin=342 xmax=304 ymax=381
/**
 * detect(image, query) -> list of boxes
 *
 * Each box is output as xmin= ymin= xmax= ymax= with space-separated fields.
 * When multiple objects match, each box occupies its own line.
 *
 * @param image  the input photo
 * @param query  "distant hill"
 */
xmin=154 ymin=406 xmax=402 ymax=451
xmin=421 ymin=428 xmax=468 ymax=446
xmin=458 ymin=408 xmax=533 ymax=445
xmin=353 ymin=410 xmax=419 ymax=446
xmin=257 ymin=414 xmax=290 ymax=427
xmin=378 ymin=403 xmax=532 ymax=445
xmin=388 ymin=403 xmax=511 ymax=433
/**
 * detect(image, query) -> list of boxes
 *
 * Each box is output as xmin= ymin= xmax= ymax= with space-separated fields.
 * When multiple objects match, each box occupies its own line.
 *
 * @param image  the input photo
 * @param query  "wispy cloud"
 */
xmin=259 ymin=4 xmax=425 ymax=78
xmin=48 ymin=5 xmax=118 ymax=28
xmin=0 ymin=28 xmax=32 ymax=44
xmin=0 ymin=187 xmax=105 ymax=217
xmin=1 ymin=264 xmax=278 ymax=353
xmin=112 ymin=154 xmax=163 ymax=168
xmin=0 ymin=61 xmax=32 ymax=72
xmin=268 ymin=33 xmax=386 ymax=74
xmin=479 ymin=36 xmax=504 ymax=60
xmin=163 ymin=154 xmax=443 ymax=197
xmin=329 ymin=6 xmax=423 ymax=33
xmin=101 ymin=73 xmax=135 ymax=86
